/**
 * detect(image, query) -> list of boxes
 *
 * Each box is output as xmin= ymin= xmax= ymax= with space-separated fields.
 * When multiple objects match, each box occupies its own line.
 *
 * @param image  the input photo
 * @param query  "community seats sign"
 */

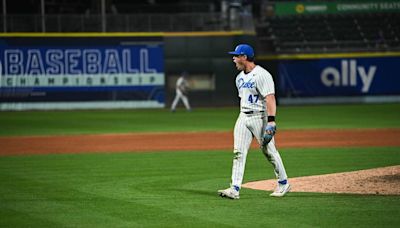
xmin=275 ymin=1 xmax=400 ymax=16
xmin=0 ymin=36 xmax=165 ymax=110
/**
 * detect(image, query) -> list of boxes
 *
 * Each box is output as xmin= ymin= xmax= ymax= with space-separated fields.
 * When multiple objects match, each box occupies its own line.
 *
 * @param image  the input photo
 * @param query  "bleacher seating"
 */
xmin=2 ymin=0 xmax=223 ymax=32
xmin=113 ymin=0 xmax=216 ymax=14
xmin=256 ymin=13 xmax=400 ymax=54
xmin=3 ymin=0 xmax=400 ymax=55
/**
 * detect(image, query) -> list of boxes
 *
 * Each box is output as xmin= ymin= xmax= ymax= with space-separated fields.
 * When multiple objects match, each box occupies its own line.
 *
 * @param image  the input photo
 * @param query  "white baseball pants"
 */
xmin=171 ymin=89 xmax=191 ymax=111
xmin=231 ymin=112 xmax=288 ymax=189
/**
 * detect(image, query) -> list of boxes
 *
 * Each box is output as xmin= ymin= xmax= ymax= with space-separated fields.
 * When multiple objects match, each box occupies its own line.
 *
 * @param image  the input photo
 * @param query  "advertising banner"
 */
xmin=275 ymin=1 xmax=400 ymax=16
xmin=278 ymin=56 xmax=400 ymax=97
xmin=0 ymin=37 xmax=165 ymax=109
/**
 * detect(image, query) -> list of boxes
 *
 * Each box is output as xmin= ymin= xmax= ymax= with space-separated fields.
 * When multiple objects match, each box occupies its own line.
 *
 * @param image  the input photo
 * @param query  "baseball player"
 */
xmin=218 ymin=44 xmax=290 ymax=199
xmin=171 ymin=71 xmax=191 ymax=112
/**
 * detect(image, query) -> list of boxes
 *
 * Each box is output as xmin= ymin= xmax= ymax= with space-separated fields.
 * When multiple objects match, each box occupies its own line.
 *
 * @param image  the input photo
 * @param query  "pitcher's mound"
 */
xmin=242 ymin=165 xmax=400 ymax=195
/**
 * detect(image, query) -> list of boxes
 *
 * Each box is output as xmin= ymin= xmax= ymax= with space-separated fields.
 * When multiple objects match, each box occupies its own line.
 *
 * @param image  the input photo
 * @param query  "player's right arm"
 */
xmin=235 ymin=73 xmax=242 ymax=98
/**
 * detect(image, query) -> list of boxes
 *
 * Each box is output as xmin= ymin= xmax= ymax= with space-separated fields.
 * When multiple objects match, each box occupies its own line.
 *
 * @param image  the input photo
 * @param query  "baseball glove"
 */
xmin=262 ymin=125 xmax=276 ymax=148
xmin=181 ymin=89 xmax=188 ymax=96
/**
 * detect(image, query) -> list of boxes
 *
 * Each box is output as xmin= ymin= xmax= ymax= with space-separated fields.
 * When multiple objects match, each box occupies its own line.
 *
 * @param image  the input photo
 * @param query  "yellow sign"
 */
xmin=296 ymin=4 xmax=305 ymax=13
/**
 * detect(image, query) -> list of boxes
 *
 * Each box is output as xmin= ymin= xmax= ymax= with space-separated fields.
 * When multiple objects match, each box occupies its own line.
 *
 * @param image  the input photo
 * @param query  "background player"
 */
xmin=218 ymin=44 xmax=290 ymax=199
xmin=171 ymin=71 xmax=191 ymax=112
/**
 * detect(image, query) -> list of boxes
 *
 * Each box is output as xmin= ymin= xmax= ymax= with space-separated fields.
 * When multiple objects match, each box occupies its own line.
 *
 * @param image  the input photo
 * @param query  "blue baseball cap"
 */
xmin=228 ymin=44 xmax=254 ymax=58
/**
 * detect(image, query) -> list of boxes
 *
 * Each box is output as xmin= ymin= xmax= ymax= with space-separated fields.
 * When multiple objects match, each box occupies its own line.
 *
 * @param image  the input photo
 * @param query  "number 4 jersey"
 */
xmin=235 ymin=65 xmax=275 ymax=112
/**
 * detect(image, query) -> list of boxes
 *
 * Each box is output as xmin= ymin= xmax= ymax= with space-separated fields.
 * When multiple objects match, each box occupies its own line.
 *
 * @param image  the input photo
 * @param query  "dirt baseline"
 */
xmin=1 ymin=129 xmax=400 ymax=155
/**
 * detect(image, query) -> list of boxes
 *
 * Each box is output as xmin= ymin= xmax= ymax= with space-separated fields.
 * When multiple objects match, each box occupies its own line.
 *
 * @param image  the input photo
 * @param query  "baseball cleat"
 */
xmin=218 ymin=187 xmax=240 ymax=199
xmin=270 ymin=182 xmax=291 ymax=197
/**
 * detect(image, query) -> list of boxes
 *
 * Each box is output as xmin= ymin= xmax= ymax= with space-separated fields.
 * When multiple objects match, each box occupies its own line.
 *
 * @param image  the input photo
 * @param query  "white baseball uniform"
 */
xmin=171 ymin=76 xmax=191 ymax=111
xmin=231 ymin=65 xmax=288 ymax=190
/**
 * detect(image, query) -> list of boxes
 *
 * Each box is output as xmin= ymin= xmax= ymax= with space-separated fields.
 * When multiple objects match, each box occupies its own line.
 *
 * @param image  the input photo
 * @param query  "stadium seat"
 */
xmin=256 ymin=12 xmax=400 ymax=53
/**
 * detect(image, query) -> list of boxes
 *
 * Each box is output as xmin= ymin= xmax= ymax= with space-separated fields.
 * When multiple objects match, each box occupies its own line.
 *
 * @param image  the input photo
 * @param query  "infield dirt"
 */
xmin=1 ymin=129 xmax=400 ymax=155
xmin=243 ymin=165 xmax=400 ymax=195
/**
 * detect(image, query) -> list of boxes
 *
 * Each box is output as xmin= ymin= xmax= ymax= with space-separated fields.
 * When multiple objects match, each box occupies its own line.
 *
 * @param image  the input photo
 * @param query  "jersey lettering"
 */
xmin=247 ymin=94 xmax=259 ymax=103
xmin=238 ymin=78 xmax=255 ymax=89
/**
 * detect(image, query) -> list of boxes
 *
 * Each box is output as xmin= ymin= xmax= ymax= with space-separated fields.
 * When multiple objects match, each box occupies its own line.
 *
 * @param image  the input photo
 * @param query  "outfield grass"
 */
xmin=0 ymin=147 xmax=399 ymax=227
xmin=0 ymin=103 xmax=400 ymax=136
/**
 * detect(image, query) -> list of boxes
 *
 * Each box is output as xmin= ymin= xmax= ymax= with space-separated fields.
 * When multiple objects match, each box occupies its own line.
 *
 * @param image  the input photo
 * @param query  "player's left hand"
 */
xmin=262 ymin=123 xmax=276 ymax=148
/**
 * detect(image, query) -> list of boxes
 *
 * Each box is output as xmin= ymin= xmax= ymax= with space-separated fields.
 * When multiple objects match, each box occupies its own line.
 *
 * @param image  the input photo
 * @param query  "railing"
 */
xmin=0 ymin=13 xmax=255 ymax=33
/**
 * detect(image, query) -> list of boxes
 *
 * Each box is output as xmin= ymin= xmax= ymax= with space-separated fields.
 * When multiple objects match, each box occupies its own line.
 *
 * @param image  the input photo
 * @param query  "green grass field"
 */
xmin=1 ymin=103 xmax=400 ymax=227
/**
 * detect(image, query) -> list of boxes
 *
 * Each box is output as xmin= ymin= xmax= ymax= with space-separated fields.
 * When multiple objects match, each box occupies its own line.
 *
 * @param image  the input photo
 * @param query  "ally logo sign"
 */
xmin=320 ymin=59 xmax=376 ymax=93
xmin=279 ymin=56 xmax=400 ymax=97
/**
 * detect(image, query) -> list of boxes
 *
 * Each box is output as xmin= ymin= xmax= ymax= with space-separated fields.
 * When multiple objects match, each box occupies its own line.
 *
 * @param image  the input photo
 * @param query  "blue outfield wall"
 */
xmin=0 ymin=36 xmax=165 ymax=109
xmin=2 ymin=33 xmax=398 ymax=109
xmin=278 ymin=56 xmax=400 ymax=97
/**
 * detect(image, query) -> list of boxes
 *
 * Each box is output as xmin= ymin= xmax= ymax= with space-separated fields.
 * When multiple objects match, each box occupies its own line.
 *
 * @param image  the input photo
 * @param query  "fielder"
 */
xmin=218 ymin=44 xmax=290 ymax=199
xmin=171 ymin=72 xmax=191 ymax=112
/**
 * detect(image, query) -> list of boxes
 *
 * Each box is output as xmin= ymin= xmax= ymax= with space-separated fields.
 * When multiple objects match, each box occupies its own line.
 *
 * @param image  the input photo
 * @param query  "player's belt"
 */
xmin=243 ymin=111 xmax=264 ymax=114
